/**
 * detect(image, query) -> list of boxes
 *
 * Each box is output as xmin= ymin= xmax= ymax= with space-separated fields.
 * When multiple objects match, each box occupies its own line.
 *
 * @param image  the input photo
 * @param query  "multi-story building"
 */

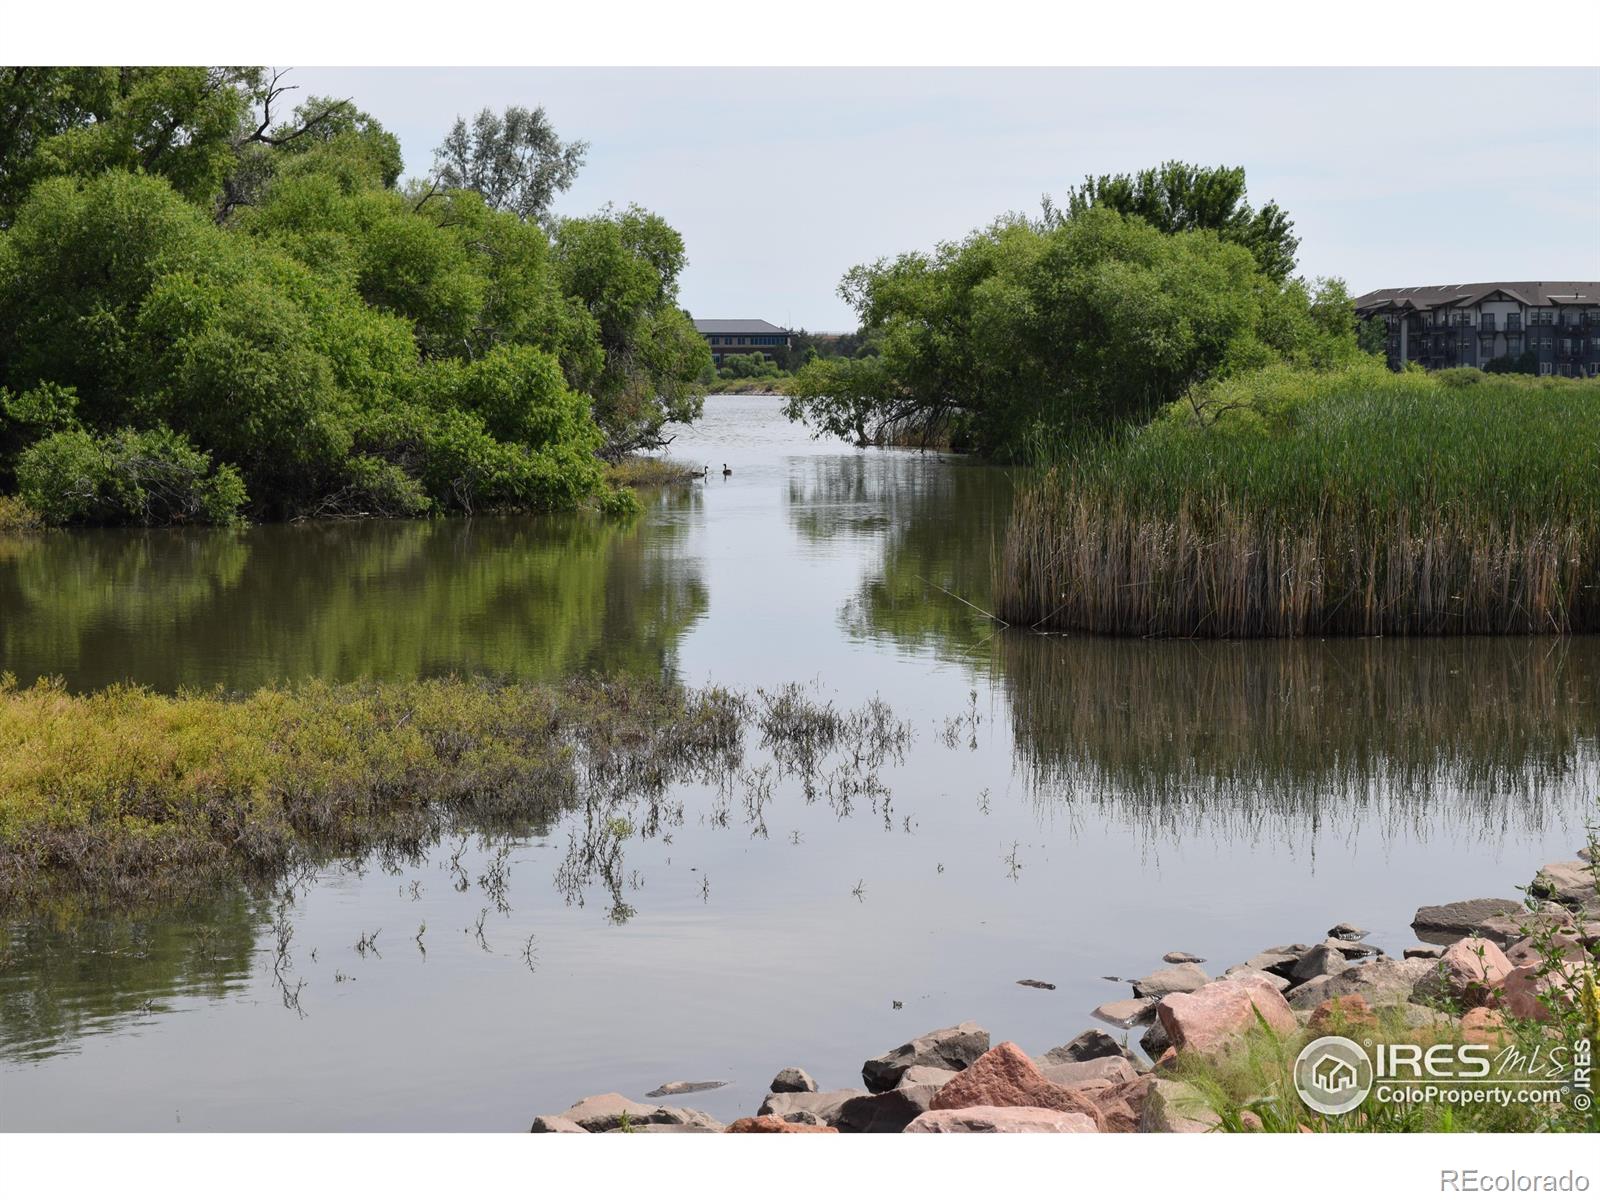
xmin=693 ymin=319 xmax=792 ymax=366
xmin=1353 ymin=282 xmax=1600 ymax=377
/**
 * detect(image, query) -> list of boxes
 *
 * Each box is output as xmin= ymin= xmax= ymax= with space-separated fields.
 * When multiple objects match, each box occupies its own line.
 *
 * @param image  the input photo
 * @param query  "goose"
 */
xmin=721 ymin=464 xmax=732 ymax=477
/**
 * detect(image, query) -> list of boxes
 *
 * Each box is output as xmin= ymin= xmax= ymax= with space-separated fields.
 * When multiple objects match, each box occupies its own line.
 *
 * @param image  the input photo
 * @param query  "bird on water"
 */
xmin=722 ymin=464 xmax=732 ymax=476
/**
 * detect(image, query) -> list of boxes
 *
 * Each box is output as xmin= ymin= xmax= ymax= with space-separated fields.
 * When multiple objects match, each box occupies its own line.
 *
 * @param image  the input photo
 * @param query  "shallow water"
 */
xmin=2 ymin=396 xmax=1596 ymax=1130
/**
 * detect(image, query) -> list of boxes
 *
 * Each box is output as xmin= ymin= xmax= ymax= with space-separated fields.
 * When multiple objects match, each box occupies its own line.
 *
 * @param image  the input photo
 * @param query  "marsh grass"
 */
xmin=603 ymin=456 xmax=705 ymax=488
xmin=998 ymin=366 xmax=1600 ymax=636
xmin=0 ymin=674 xmax=747 ymax=904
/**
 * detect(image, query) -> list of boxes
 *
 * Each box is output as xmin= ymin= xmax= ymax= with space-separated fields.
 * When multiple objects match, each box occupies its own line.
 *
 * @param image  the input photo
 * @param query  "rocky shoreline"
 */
xmin=530 ymin=849 xmax=1599 ymax=1134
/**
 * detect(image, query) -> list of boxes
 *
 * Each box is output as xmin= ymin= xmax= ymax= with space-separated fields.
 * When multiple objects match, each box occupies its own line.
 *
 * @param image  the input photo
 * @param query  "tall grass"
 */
xmin=997 ymin=365 xmax=1600 ymax=636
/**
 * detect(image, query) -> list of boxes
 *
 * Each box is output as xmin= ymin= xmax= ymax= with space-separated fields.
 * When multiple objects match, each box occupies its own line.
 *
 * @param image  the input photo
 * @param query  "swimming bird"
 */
xmin=721 ymin=463 xmax=732 ymax=476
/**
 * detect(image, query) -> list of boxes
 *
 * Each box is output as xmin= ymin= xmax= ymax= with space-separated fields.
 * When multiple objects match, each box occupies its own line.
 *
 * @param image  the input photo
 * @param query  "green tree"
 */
xmin=787 ymin=201 xmax=1359 ymax=459
xmin=1053 ymin=161 xmax=1300 ymax=284
xmin=431 ymin=105 xmax=587 ymax=223
xmin=552 ymin=206 xmax=712 ymax=457
xmin=1357 ymin=316 xmax=1389 ymax=356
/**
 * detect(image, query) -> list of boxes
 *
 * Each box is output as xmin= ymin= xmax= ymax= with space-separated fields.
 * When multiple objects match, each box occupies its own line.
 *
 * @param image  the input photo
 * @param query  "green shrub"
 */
xmin=0 ymin=494 xmax=43 ymax=529
xmin=17 ymin=426 xmax=247 ymax=526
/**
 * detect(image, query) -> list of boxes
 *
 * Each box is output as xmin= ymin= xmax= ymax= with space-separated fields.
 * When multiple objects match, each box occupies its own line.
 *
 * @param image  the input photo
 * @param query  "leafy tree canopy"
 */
xmin=787 ymin=174 xmax=1361 ymax=460
xmin=431 ymin=105 xmax=587 ymax=223
xmin=0 ymin=68 xmax=710 ymax=523
xmin=1051 ymin=160 xmax=1300 ymax=284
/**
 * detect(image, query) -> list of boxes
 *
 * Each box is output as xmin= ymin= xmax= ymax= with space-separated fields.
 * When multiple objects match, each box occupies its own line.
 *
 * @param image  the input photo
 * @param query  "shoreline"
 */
xmin=530 ymin=844 xmax=1600 ymax=1134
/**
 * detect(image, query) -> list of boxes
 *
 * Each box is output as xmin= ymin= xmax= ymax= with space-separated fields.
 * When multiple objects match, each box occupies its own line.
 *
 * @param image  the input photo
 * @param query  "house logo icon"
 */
xmin=1294 ymin=1036 xmax=1374 ymax=1115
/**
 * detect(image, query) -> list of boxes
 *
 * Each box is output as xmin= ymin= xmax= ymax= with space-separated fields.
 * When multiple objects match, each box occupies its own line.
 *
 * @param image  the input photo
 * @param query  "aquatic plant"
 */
xmin=998 ymin=365 xmax=1600 ymax=636
xmin=0 ymin=674 xmax=746 ymax=904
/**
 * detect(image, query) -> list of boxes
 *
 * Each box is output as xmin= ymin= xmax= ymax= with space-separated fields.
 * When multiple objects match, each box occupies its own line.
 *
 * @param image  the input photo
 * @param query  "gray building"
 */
xmin=693 ymin=319 xmax=792 ymax=366
xmin=1353 ymin=281 xmax=1600 ymax=377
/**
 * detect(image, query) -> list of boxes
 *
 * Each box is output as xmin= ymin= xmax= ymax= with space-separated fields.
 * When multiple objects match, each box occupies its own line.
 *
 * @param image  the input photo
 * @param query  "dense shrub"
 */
xmin=787 ymin=171 xmax=1366 ymax=459
xmin=0 ymin=68 xmax=711 ymax=523
xmin=17 ymin=426 xmax=247 ymax=525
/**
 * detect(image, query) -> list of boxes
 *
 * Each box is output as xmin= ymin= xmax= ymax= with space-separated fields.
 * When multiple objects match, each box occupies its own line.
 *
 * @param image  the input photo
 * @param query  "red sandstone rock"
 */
xmin=1460 ymin=1006 xmax=1509 ymax=1046
xmin=1156 ymin=974 xmax=1297 ymax=1058
xmin=906 ymin=1106 xmax=1098 ymax=1133
xmin=1307 ymin=993 xmax=1377 ymax=1036
xmin=1417 ymin=937 xmax=1513 ymax=1004
xmin=725 ymin=1116 xmax=837 ymax=1133
xmin=930 ymin=1042 xmax=1106 ymax=1130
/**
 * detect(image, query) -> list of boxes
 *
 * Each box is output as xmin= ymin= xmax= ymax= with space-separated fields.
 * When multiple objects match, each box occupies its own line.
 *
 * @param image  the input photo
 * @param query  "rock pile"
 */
xmin=526 ymin=850 xmax=1598 ymax=1134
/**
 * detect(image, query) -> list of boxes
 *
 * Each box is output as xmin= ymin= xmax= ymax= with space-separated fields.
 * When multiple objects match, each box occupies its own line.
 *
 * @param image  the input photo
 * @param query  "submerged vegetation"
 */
xmin=998 ymin=365 xmax=1600 ymax=636
xmin=0 ymin=675 xmax=741 ymax=902
xmin=0 ymin=67 xmax=710 ymax=525
xmin=0 ymin=674 xmax=918 ymax=907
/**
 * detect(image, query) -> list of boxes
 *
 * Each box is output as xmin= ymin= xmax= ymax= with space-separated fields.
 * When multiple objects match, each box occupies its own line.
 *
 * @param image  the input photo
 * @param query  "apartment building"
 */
xmin=1353 ymin=281 xmax=1600 ymax=377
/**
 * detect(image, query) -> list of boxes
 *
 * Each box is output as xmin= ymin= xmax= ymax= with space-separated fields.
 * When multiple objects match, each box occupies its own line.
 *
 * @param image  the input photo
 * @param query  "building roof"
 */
xmin=1354 ymin=281 xmax=1600 ymax=313
xmin=692 ymin=319 xmax=790 ymax=335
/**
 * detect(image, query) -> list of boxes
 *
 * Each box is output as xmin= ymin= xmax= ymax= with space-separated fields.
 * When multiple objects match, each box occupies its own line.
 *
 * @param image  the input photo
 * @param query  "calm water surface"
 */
xmin=2 ymin=396 xmax=1596 ymax=1130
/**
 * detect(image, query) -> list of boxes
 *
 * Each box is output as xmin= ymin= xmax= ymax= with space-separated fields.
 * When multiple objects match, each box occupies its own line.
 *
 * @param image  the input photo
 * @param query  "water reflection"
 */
xmin=0 ymin=892 xmax=264 ymax=1062
xmin=995 ymin=632 xmax=1600 ymax=843
xmin=784 ymin=452 xmax=1016 ymax=659
xmin=0 ymin=508 xmax=707 ymax=693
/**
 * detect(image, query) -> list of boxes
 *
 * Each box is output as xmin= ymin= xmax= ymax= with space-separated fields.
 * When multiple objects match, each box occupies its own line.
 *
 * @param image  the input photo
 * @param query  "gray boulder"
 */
xmin=1041 ymin=1056 xmax=1139 ymax=1090
xmin=1162 ymin=951 xmax=1206 ymax=964
xmin=861 ymin=1022 xmax=989 ymax=1092
xmin=1230 ymin=946 xmax=1310 ymax=979
xmin=545 ymin=1092 xmax=723 ymax=1133
xmin=1327 ymin=922 xmax=1369 ymax=940
xmin=1130 ymin=962 xmax=1209 ymax=999
xmin=1531 ymin=861 xmax=1600 ymax=911
xmin=1324 ymin=938 xmax=1382 ymax=959
xmin=1411 ymin=898 xmax=1525 ymax=944
xmin=1403 ymin=945 xmax=1445 ymax=959
xmin=769 ymin=1067 xmax=817 ymax=1094
xmin=1290 ymin=944 xmax=1347 ymax=983
xmin=1091 ymin=997 xmax=1157 ymax=1027
xmin=1286 ymin=958 xmax=1432 ymax=1011
xmin=529 ymin=1115 xmax=587 ymax=1133
xmin=1139 ymin=1019 xmax=1172 ymax=1059
xmin=759 ymin=1087 xmax=870 ymax=1125
xmin=1043 ymin=1029 xmax=1128 ymax=1063
xmin=837 ymin=1066 xmax=955 ymax=1133
xmin=1221 ymin=966 xmax=1290 ymax=992
xmin=1138 ymin=1079 xmax=1219 ymax=1133
xmin=645 ymin=1080 xmax=727 ymax=1098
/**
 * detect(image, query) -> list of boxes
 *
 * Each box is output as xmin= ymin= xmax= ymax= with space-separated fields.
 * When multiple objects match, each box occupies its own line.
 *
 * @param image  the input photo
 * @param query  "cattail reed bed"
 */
xmin=997 ymin=365 xmax=1600 ymax=637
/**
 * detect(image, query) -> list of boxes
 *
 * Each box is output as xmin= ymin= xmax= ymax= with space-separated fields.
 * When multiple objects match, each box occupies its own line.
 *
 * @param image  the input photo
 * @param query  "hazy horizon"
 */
xmin=284 ymin=67 xmax=1600 ymax=330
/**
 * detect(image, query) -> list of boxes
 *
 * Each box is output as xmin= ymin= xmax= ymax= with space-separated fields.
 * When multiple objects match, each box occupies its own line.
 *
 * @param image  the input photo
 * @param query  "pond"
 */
xmin=1 ymin=396 xmax=1596 ymax=1130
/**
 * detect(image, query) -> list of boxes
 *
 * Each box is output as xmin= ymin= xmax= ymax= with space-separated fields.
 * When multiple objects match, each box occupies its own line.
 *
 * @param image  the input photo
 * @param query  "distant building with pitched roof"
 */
xmin=1354 ymin=281 xmax=1600 ymax=376
xmin=693 ymin=319 xmax=792 ymax=366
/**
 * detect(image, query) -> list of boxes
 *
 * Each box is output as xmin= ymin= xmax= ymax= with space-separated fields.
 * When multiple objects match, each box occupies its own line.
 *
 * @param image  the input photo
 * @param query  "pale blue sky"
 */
xmin=287 ymin=67 xmax=1600 ymax=330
